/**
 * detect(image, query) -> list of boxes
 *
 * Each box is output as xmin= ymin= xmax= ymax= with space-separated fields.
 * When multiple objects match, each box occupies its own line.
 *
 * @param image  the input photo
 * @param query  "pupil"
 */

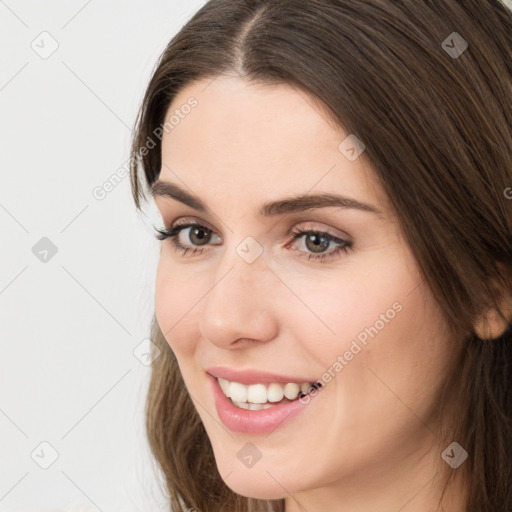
xmin=306 ymin=233 xmax=328 ymax=253
xmin=191 ymin=228 xmax=210 ymax=245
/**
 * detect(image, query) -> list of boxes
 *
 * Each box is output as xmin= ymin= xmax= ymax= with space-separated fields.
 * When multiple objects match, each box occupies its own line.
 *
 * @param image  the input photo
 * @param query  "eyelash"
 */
xmin=153 ymin=222 xmax=352 ymax=262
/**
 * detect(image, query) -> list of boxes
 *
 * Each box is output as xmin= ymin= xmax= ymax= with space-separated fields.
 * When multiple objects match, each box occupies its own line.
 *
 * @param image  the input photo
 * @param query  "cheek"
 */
xmin=326 ymin=276 xmax=452 ymax=430
xmin=295 ymin=253 xmax=449 ymax=407
xmin=288 ymin=260 xmax=415 ymax=369
xmin=154 ymin=255 xmax=202 ymax=357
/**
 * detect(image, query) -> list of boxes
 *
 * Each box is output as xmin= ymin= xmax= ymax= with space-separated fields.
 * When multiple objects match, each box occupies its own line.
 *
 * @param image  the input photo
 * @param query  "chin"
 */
xmin=223 ymin=475 xmax=289 ymax=500
xmin=212 ymin=455 xmax=299 ymax=500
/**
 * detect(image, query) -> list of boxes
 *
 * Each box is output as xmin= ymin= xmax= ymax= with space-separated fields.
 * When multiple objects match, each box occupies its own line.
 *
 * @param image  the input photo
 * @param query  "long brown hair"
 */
xmin=129 ymin=1 xmax=512 ymax=510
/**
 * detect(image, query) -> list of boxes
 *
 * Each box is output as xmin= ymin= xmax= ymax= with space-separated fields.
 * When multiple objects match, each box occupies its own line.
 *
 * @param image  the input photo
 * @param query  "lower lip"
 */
xmin=208 ymin=374 xmax=319 ymax=435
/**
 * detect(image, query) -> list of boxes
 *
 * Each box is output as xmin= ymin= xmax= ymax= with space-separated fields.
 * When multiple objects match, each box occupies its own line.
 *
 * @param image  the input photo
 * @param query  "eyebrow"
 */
xmin=151 ymin=180 xmax=384 ymax=218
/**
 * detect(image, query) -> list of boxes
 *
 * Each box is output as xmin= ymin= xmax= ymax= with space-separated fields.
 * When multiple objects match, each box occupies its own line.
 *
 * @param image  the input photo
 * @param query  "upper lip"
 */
xmin=206 ymin=366 xmax=317 ymax=385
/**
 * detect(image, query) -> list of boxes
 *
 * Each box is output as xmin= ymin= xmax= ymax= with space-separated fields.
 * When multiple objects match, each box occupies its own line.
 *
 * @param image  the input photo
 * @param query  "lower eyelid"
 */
xmin=290 ymin=236 xmax=350 ymax=256
xmin=165 ymin=224 xmax=351 ymax=258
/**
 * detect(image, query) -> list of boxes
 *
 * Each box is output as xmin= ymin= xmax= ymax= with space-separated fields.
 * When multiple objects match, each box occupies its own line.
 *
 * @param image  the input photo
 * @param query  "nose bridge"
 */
xmin=199 ymin=237 xmax=278 ymax=345
xmin=212 ymin=234 xmax=269 ymax=301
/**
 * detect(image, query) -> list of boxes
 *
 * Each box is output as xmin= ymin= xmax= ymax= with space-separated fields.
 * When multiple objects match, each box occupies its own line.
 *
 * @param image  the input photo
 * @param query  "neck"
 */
xmin=284 ymin=444 xmax=468 ymax=512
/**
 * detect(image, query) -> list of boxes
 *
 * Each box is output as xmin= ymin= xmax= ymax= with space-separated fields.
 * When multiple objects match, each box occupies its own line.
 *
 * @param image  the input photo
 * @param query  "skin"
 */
xmin=153 ymin=74 xmax=468 ymax=511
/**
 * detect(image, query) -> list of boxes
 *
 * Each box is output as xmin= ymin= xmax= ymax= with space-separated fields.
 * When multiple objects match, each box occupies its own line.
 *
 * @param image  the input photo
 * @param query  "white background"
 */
xmin=0 ymin=1 xmax=205 ymax=511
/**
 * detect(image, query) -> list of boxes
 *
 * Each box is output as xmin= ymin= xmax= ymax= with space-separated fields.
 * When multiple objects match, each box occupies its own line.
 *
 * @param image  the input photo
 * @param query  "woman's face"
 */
xmin=153 ymin=75 xmax=459 ymax=508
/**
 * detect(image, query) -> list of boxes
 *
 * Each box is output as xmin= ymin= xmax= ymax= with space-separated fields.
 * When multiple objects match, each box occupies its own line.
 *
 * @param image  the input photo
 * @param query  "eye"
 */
xmin=153 ymin=222 xmax=353 ymax=262
xmin=287 ymin=227 xmax=352 ymax=262
xmin=154 ymin=222 xmax=220 ymax=256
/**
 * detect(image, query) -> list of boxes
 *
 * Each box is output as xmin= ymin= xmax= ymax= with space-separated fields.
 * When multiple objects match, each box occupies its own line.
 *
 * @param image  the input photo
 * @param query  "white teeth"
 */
xmin=283 ymin=383 xmax=301 ymax=400
xmin=218 ymin=377 xmax=231 ymax=397
xmin=217 ymin=377 xmax=319 ymax=407
xmin=247 ymin=383 xmax=268 ymax=404
xmin=229 ymin=381 xmax=248 ymax=402
xmin=267 ymin=383 xmax=284 ymax=403
xmin=231 ymin=400 xmax=250 ymax=409
xmin=301 ymin=382 xmax=312 ymax=394
xmin=231 ymin=400 xmax=273 ymax=410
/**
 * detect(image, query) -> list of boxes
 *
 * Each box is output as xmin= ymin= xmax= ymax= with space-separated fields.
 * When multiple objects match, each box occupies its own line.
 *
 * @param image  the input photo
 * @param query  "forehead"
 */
xmin=159 ymin=74 xmax=388 ymax=215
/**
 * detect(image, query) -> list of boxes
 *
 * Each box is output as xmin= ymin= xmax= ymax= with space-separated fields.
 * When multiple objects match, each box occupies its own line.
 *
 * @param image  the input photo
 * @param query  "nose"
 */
xmin=198 ymin=243 xmax=279 ymax=349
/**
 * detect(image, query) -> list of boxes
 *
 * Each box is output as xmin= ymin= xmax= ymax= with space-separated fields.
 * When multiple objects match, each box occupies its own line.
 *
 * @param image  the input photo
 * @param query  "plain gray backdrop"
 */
xmin=0 ymin=1 xmax=206 ymax=510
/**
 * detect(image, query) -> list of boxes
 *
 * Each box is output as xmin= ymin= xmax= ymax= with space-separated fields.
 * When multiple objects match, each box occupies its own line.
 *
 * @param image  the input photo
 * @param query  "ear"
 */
xmin=473 ymin=283 xmax=512 ymax=340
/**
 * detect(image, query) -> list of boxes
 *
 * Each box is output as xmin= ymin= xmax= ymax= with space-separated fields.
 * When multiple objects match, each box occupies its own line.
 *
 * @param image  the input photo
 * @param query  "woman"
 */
xmin=129 ymin=1 xmax=512 ymax=510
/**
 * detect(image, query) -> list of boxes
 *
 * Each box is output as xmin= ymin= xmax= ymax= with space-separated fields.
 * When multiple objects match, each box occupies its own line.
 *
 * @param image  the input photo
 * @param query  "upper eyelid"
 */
xmin=168 ymin=222 xmax=350 ymax=247
xmin=167 ymin=218 xmax=351 ymax=240
xmin=167 ymin=217 xmax=219 ymax=235
xmin=172 ymin=222 xmax=221 ymax=238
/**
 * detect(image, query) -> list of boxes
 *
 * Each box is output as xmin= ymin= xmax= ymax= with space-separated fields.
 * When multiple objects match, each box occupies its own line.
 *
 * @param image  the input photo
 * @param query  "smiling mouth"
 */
xmin=216 ymin=376 xmax=323 ymax=410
